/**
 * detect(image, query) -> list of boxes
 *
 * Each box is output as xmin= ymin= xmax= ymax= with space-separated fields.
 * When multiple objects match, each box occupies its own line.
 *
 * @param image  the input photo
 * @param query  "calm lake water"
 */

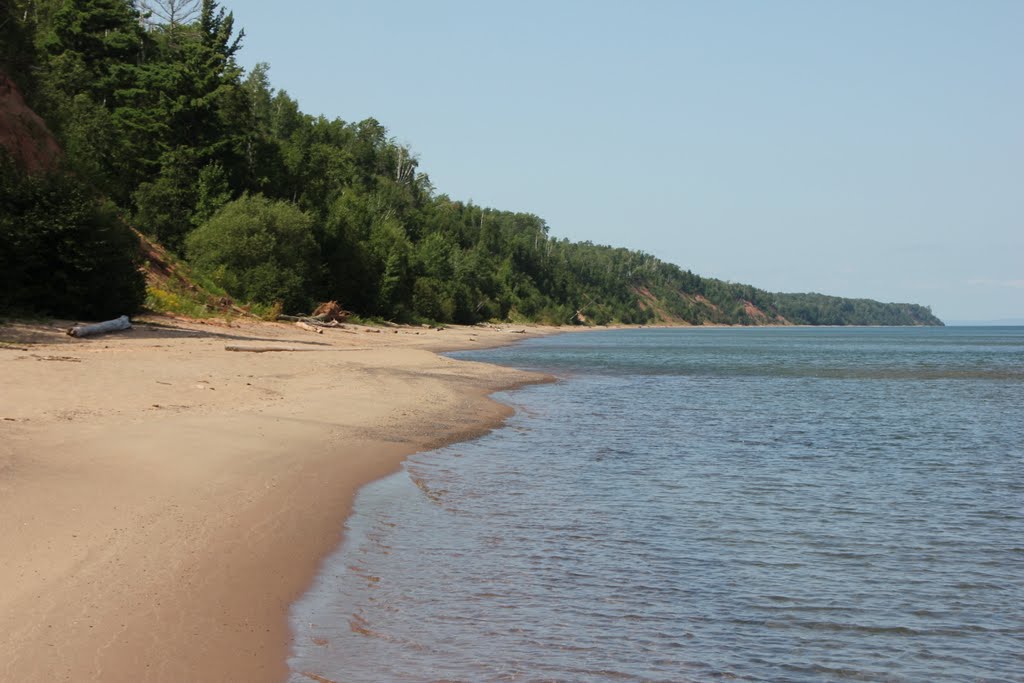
xmin=288 ymin=327 xmax=1024 ymax=682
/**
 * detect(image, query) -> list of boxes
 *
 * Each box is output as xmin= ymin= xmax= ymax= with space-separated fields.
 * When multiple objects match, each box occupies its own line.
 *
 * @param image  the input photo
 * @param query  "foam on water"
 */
xmin=289 ymin=327 xmax=1024 ymax=682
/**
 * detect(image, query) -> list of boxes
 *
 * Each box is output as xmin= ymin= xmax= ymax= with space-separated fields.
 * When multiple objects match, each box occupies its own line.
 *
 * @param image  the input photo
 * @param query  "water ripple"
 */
xmin=289 ymin=328 xmax=1024 ymax=683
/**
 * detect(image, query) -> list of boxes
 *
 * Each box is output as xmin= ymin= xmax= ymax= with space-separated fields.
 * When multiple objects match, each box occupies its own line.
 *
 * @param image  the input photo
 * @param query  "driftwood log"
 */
xmin=67 ymin=315 xmax=131 ymax=338
xmin=224 ymin=345 xmax=314 ymax=353
xmin=295 ymin=321 xmax=323 ymax=334
xmin=276 ymin=315 xmax=347 ymax=329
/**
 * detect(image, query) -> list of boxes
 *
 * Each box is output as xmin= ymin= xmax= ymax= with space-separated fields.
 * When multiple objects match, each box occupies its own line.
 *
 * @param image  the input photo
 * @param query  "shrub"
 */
xmin=0 ymin=154 xmax=146 ymax=319
xmin=412 ymin=276 xmax=455 ymax=322
xmin=185 ymin=194 xmax=319 ymax=313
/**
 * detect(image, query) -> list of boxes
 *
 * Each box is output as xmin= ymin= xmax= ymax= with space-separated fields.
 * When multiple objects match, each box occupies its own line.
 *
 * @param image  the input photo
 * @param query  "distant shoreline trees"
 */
xmin=0 ymin=0 xmax=942 ymax=326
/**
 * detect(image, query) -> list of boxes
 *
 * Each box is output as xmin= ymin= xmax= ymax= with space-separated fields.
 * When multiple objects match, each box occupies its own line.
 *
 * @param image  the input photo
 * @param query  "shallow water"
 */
xmin=289 ymin=327 xmax=1024 ymax=682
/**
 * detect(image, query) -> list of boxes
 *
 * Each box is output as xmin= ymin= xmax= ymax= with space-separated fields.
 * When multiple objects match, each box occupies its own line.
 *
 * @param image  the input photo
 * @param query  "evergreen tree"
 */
xmin=0 ymin=151 xmax=146 ymax=318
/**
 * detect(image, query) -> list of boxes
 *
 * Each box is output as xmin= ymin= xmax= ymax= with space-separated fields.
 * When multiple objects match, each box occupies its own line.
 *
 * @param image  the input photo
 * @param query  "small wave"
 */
xmin=784 ymin=619 xmax=926 ymax=636
xmin=781 ymin=662 xmax=903 ymax=681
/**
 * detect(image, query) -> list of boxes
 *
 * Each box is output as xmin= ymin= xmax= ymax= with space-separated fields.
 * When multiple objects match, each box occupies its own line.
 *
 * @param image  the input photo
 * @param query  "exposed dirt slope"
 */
xmin=742 ymin=299 xmax=791 ymax=325
xmin=136 ymin=228 xmax=261 ymax=318
xmin=0 ymin=70 xmax=62 ymax=173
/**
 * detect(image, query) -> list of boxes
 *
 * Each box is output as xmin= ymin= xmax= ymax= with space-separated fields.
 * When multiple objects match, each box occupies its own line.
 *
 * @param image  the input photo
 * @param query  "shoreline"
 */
xmin=0 ymin=316 xmax=557 ymax=683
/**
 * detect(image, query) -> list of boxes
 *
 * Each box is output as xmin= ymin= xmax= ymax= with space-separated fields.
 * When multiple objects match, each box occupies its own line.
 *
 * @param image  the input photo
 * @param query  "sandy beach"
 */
xmin=0 ymin=316 xmax=554 ymax=683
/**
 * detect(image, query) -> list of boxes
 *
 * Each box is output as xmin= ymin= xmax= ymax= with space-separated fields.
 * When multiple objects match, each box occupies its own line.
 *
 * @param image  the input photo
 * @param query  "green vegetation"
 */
xmin=0 ymin=0 xmax=942 ymax=326
xmin=0 ymin=151 xmax=146 ymax=319
xmin=185 ymin=194 xmax=319 ymax=312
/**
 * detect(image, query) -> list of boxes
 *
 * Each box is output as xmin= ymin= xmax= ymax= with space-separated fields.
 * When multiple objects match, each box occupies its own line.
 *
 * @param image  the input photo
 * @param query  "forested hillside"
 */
xmin=0 ymin=0 xmax=943 ymax=326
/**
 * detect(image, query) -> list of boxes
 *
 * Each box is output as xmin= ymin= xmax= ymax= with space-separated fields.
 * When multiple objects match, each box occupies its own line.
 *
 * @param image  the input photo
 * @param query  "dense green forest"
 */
xmin=0 ymin=0 xmax=942 ymax=326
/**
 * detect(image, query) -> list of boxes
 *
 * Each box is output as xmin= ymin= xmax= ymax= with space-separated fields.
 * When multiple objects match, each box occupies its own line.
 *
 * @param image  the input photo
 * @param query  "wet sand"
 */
xmin=0 ymin=316 xmax=554 ymax=682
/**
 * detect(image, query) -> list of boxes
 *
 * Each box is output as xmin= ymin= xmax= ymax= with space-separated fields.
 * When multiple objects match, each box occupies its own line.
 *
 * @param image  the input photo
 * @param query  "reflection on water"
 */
xmin=289 ymin=327 xmax=1024 ymax=683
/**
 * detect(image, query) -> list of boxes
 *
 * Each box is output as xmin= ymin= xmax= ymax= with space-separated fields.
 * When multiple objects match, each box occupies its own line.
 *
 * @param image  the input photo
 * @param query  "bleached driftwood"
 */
xmin=225 ymin=345 xmax=312 ymax=353
xmin=277 ymin=315 xmax=347 ymax=329
xmin=67 ymin=315 xmax=131 ymax=338
xmin=295 ymin=321 xmax=323 ymax=334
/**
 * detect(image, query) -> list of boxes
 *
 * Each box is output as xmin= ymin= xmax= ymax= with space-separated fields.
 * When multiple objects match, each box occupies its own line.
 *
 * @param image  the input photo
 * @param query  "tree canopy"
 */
xmin=0 ymin=0 xmax=943 ymax=326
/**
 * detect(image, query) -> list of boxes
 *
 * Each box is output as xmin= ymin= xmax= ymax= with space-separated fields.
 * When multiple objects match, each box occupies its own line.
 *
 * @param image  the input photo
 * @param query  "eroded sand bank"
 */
xmin=0 ymin=317 xmax=554 ymax=682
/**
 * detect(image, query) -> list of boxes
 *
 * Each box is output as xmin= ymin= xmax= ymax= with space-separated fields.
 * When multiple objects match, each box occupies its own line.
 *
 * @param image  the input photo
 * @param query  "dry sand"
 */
xmin=0 ymin=316 xmax=556 ymax=682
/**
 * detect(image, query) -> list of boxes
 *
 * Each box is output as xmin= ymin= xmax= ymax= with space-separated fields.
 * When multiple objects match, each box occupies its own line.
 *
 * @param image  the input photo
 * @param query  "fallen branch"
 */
xmin=295 ymin=321 xmax=323 ymax=334
xmin=224 ymin=345 xmax=316 ymax=353
xmin=67 ymin=315 xmax=131 ymax=338
xmin=277 ymin=315 xmax=346 ymax=328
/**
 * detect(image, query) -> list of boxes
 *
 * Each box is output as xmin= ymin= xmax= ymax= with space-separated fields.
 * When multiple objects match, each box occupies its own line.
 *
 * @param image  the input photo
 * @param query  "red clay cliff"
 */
xmin=0 ymin=70 xmax=62 ymax=173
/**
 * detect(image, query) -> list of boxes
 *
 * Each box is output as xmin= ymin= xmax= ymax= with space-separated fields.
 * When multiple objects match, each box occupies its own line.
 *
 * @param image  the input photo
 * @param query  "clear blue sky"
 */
xmin=231 ymin=0 xmax=1023 ymax=322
